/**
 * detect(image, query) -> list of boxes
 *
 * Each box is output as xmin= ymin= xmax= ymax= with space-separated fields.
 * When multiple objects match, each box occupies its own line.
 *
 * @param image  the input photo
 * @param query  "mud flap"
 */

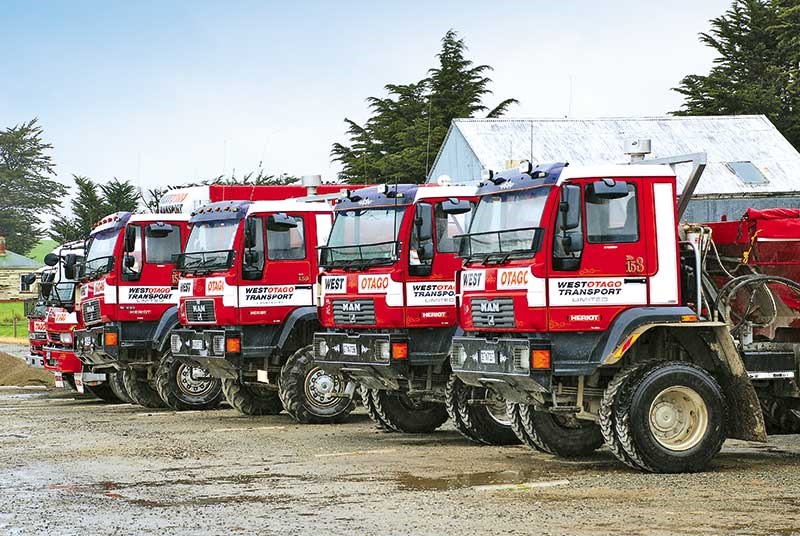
xmin=710 ymin=326 xmax=767 ymax=442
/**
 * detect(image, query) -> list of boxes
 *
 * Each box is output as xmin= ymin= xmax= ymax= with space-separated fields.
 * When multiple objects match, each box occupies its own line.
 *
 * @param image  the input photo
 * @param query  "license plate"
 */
xmin=191 ymin=339 xmax=204 ymax=350
xmin=342 ymin=343 xmax=358 ymax=356
xmin=75 ymin=374 xmax=85 ymax=394
xmin=479 ymin=350 xmax=497 ymax=364
xmin=84 ymin=336 xmax=93 ymax=347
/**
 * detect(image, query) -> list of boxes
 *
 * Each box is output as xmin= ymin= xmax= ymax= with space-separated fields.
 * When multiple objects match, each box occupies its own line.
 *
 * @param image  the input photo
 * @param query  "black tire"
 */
xmin=445 ymin=375 xmax=519 ymax=445
xmin=84 ymin=380 xmax=123 ymax=403
xmin=222 ymin=377 xmax=283 ymax=415
xmin=369 ymin=389 xmax=448 ymax=433
xmin=279 ymin=345 xmax=355 ymax=424
xmin=109 ymin=371 xmax=134 ymax=404
xmin=155 ymin=351 xmax=223 ymax=411
xmin=761 ymin=398 xmax=800 ymax=435
xmin=516 ymin=404 xmax=604 ymax=457
xmin=600 ymin=362 xmax=653 ymax=470
xmin=361 ymin=386 xmax=397 ymax=431
xmin=507 ymin=403 xmax=549 ymax=452
xmin=615 ymin=361 xmax=727 ymax=473
xmin=122 ymin=367 xmax=167 ymax=409
xmin=63 ymin=373 xmax=77 ymax=392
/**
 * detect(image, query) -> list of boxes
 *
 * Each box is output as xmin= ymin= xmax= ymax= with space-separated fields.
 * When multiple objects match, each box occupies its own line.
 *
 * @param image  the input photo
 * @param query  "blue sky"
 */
xmin=1 ymin=0 xmax=732 ymax=199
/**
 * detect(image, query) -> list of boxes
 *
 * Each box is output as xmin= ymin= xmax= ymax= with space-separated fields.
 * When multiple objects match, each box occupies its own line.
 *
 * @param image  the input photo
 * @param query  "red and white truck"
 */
xmin=312 ymin=183 xmax=518 ymax=443
xmin=170 ymin=197 xmax=356 ymax=423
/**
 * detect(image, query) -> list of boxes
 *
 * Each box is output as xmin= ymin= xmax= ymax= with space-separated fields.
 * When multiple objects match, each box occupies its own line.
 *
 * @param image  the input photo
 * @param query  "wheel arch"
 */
xmin=151 ymin=306 xmax=180 ymax=353
xmin=274 ymin=307 xmax=320 ymax=359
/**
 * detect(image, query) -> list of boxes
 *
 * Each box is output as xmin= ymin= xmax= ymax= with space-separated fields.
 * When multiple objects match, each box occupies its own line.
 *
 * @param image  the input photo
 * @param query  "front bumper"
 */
xmin=42 ymin=346 xmax=83 ymax=374
xmin=171 ymin=328 xmax=237 ymax=379
xmin=75 ymin=326 xmax=119 ymax=369
xmin=313 ymin=331 xmax=408 ymax=391
xmin=450 ymin=335 xmax=551 ymax=403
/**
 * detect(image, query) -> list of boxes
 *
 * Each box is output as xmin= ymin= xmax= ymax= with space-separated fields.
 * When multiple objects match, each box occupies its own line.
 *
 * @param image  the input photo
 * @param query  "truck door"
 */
xmin=548 ymin=178 xmax=653 ymax=332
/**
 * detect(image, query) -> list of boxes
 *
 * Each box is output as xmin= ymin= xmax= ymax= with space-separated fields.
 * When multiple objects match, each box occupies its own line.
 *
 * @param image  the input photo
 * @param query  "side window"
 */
xmin=434 ymin=202 xmax=471 ymax=253
xmin=145 ymin=227 xmax=182 ymax=264
xmin=552 ymin=185 xmax=583 ymax=272
xmin=409 ymin=202 xmax=433 ymax=267
xmin=585 ymin=184 xmax=639 ymax=243
xmin=267 ymin=216 xmax=306 ymax=260
xmin=243 ymin=217 xmax=265 ymax=279
xmin=123 ymin=226 xmax=143 ymax=275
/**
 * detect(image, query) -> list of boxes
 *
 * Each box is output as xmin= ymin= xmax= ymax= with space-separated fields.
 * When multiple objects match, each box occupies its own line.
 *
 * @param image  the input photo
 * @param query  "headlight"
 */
xmin=60 ymin=332 xmax=73 ymax=344
xmin=170 ymin=334 xmax=181 ymax=354
xmin=375 ymin=340 xmax=390 ymax=361
xmin=450 ymin=344 xmax=467 ymax=368
xmin=212 ymin=335 xmax=225 ymax=355
xmin=316 ymin=339 xmax=329 ymax=357
xmin=513 ymin=346 xmax=529 ymax=371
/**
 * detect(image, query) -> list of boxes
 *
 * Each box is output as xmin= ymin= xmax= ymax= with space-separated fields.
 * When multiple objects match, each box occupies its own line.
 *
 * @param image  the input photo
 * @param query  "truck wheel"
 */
xmin=122 ymin=368 xmax=167 ymax=409
xmin=761 ymin=398 xmax=800 ymax=435
xmin=361 ymin=386 xmax=397 ymax=431
xmin=84 ymin=381 xmax=123 ymax=403
xmin=63 ymin=373 xmax=78 ymax=392
xmin=516 ymin=404 xmax=604 ymax=457
xmin=109 ymin=371 xmax=134 ymax=404
xmin=507 ymin=403 xmax=549 ymax=452
xmin=369 ymin=389 xmax=448 ymax=433
xmin=155 ymin=351 xmax=223 ymax=411
xmin=615 ymin=361 xmax=727 ymax=473
xmin=222 ymin=377 xmax=283 ymax=415
xmin=445 ymin=375 xmax=519 ymax=445
xmin=600 ymin=362 xmax=654 ymax=470
xmin=280 ymin=345 xmax=355 ymax=424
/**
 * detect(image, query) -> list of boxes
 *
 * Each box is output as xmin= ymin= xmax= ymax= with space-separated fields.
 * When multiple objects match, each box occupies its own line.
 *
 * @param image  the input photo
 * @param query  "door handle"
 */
xmin=624 ymin=278 xmax=647 ymax=284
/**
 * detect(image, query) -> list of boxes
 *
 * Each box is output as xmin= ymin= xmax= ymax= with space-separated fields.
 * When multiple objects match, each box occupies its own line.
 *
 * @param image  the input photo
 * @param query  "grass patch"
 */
xmin=0 ymin=301 xmax=26 ymax=338
xmin=27 ymin=239 xmax=58 ymax=263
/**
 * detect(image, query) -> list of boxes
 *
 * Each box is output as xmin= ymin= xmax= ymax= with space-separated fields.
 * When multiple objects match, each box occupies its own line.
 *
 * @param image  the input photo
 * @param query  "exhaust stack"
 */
xmin=301 ymin=175 xmax=322 ymax=196
xmin=625 ymin=139 xmax=652 ymax=162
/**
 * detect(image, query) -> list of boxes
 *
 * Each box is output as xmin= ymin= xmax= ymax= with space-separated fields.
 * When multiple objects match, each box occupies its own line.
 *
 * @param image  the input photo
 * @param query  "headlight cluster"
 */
xmin=59 ymin=332 xmax=73 ymax=344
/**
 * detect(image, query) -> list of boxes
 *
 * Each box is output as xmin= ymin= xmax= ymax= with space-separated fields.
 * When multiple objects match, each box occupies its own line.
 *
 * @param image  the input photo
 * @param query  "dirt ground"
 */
xmin=1 ymin=384 xmax=800 ymax=536
xmin=0 ymin=352 xmax=54 ymax=388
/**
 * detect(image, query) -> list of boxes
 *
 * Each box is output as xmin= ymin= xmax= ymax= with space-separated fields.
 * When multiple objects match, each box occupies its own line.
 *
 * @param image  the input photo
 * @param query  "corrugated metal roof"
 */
xmin=429 ymin=115 xmax=800 ymax=195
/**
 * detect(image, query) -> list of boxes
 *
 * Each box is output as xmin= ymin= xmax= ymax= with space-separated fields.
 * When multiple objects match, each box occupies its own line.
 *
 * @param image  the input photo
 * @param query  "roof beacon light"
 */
xmin=519 ymin=160 xmax=533 ymax=174
xmin=437 ymin=174 xmax=452 ymax=186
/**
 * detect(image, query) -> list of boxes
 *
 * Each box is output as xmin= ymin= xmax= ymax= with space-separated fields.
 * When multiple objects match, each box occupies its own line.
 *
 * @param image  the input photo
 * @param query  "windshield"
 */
xmin=461 ymin=187 xmax=551 ymax=259
xmin=83 ymin=230 xmax=118 ymax=278
xmin=179 ymin=221 xmax=239 ymax=273
xmin=49 ymin=282 xmax=76 ymax=306
xmin=323 ymin=207 xmax=406 ymax=267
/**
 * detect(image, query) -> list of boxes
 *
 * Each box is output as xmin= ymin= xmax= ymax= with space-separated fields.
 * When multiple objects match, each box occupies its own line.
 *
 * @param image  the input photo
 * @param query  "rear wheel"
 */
xmin=368 ymin=389 xmax=448 ymax=433
xmin=63 ymin=373 xmax=77 ymax=392
xmin=512 ymin=403 xmax=603 ymax=457
xmin=108 ymin=371 xmax=133 ymax=404
xmin=761 ymin=398 xmax=800 ymax=435
xmin=280 ymin=345 xmax=354 ymax=424
xmin=445 ymin=375 xmax=519 ymax=445
xmin=614 ymin=361 xmax=727 ymax=473
xmin=155 ymin=351 xmax=223 ymax=411
xmin=361 ymin=386 xmax=396 ymax=431
xmin=122 ymin=367 xmax=166 ymax=409
xmin=222 ymin=377 xmax=283 ymax=415
xmin=84 ymin=380 xmax=123 ymax=403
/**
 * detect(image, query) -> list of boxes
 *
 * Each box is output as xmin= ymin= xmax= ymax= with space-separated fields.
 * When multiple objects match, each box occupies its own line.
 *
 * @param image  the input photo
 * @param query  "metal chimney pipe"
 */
xmin=624 ymin=139 xmax=652 ymax=163
xmin=301 ymin=175 xmax=322 ymax=196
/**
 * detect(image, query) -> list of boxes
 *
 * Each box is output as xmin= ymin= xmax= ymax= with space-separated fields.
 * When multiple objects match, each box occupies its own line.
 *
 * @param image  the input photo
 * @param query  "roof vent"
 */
xmin=301 ymin=175 xmax=322 ymax=195
xmin=625 ymin=139 xmax=652 ymax=162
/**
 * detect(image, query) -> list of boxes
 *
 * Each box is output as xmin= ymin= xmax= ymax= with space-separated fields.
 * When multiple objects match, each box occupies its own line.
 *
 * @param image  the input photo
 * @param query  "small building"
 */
xmin=0 ymin=237 xmax=42 ymax=301
xmin=427 ymin=115 xmax=800 ymax=222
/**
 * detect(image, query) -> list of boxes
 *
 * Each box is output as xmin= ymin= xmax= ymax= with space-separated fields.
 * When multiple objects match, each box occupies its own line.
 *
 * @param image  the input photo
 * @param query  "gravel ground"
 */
xmin=1 ymin=388 xmax=800 ymax=536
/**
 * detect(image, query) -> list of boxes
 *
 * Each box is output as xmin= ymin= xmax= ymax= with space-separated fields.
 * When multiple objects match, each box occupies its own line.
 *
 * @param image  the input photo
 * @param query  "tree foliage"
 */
xmin=332 ymin=30 xmax=518 ymax=184
xmin=49 ymin=176 xmax=141 ymax=243
xmin=673 ymin=0 xmax=800 ymax=149
xmin=0 ymin=119 xmax=67 ymax=254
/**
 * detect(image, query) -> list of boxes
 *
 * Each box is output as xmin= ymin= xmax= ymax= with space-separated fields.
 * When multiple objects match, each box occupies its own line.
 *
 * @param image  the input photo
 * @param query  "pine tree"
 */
xmin=673 ymin=0 xmax=799 ymax=149
xmin=332 ymin=30 xmax=518 ymax=184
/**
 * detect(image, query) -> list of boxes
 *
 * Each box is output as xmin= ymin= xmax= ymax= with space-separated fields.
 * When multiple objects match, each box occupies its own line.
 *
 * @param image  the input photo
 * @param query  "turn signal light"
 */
xmin=681 ymin=314 xmax=698 ymax=322
xmin=531 ymin=349 xmax=551 ymax=369
xmin=104 ymin=332 xmax=118 ymax=347
xmin=391 ymin=342 xmax=408 ymax=360
xmin=226 ymin=337 xmax=241 ymax=353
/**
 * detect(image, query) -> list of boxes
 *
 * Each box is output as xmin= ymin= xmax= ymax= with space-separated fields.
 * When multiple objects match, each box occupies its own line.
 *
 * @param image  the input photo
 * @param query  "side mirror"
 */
xmin=266 ymin=213 xmax=298 ymax=232
xmin=147 ymin=222 xmax=174 ymax=238
xmin=589 ymin=178 xmax=629 ymax=200
xmin=124 ymin=256 xmax=136 ymax=269
xmin=418 ymin=241 xmax=435 ymax=262
xmin=244 ymin=250 xmax=261 ymax=266
xmin=560 ymin=185 xmax=581 ymax=231
xmin=40 ymin=282 xmax=53 ymax=298
xmin=244 ymin=218 xmax=258 ymax=248
xmin=22 ymin=273 xmax=37 ymax=285
xmin=124 ymin=226 xmax=137 ymax=252
xmin=562 ymin=230 xmax=584 ymax=254
xmin=441 ymin=198 xmax=471 ymax=215
xmin=415 ymin=203 xmax=433 ymax=242
xmin=63 ymin=254 xmax=77 ymax=280
xmin=44 ymin=253 xmax=59 ymax=267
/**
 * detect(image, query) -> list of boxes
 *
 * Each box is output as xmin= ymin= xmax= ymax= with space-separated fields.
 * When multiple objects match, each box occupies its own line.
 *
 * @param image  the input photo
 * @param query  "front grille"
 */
xmin=185 ymin=299 xmax=216 ymax=323
xmin=471 ymin=298 xmax=515 ymax=328
xmin=332 ymin=299 xmax=375 ymax=325
xmin=82 ymin=299 xmax=101 ymax=325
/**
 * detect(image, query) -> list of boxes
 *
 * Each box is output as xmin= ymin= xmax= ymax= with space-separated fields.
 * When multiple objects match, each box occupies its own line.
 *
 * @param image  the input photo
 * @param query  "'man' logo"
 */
xmin=192 ymin=304 xmax=207 ymax=314
xmin=342 ymin=302 xmax=361 ymax=312
xmin=480 ymin=301 xmax=500 ymax=313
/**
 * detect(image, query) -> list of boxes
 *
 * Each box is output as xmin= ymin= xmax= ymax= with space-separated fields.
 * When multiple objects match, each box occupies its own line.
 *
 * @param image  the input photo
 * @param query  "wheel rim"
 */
xmin=648 ymin=385 xmax=709 ymax=451
xmin=176 ymin=364 xmax=216 ymax=397
xmin=483 ymin=390 xmax=511 ymax=426
xmin=304 ymin=366 xmax=346 ymax=409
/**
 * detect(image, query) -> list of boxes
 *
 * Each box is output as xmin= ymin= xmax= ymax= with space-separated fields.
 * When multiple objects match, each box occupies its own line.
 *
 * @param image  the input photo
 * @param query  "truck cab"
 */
xmin=171 ymin=199 xmax=355 ymax=422
xmin=73 ymin=212 xmax=203 ymax=408
xmin=312 ymin=184 xmax=516 ymax=442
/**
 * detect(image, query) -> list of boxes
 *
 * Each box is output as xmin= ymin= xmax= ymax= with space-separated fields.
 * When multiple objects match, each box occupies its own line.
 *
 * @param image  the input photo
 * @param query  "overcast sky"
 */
xmin=2 ymin=0 xmax=732 ymax=199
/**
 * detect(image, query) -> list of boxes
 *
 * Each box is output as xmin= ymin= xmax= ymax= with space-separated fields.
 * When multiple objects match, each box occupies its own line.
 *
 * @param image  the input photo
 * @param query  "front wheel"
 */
xmin=445 ymin=375 xmax=519 ymax=445
xmin=155 ymin=351 xmax=223 ymax=411
xmin=84 ymin=380 xmax=124 ymax=403
xmin=279 ymin=345 xmax=354 ymax=424
xmin=122 ymin=367 xmax=167 ymax=408
xmin=368 ymin=389 xmax=448 ymax=433
xmin=221 ymin=377 xmax=283 ymax=415
xmin=109 ymin=371 xmax=133 ymax=404
xmin=614 ymin=361 xmax=727 ymax=473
